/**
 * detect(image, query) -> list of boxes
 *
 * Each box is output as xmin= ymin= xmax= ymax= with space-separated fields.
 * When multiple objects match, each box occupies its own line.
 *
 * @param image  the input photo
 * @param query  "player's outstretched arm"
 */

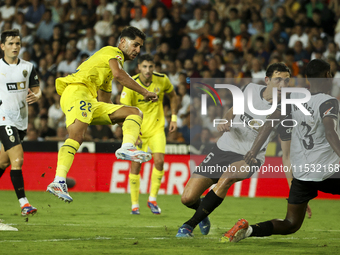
xmin=167 ymin=90 xmax=178 ymax=133
xmin=26 ymin=87 xmax=41 ymax=104
xmin=244 ymin=109 xmax=283 ymax=165
xmin=109 ymin=59 xmax=158 ymax=102
xmin=323 ymin=116 xmax=340 ymax=156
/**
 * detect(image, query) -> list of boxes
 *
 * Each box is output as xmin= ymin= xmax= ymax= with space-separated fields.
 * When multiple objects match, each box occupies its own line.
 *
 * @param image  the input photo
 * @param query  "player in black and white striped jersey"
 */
xmin=0 ymin=29 xmax=41 ymax=216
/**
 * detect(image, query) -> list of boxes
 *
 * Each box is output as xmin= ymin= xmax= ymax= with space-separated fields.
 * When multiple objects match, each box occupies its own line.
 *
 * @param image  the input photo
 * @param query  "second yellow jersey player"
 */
xmin=120 ymin=54 xmax=178 ymax=215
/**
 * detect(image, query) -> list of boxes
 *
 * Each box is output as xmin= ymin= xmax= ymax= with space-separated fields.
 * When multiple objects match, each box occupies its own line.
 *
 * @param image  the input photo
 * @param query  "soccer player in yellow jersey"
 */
xmin=46 ymin=27 xmax=158 ymax=202
xmin=120 ymin=54 xmax=178 ymax=214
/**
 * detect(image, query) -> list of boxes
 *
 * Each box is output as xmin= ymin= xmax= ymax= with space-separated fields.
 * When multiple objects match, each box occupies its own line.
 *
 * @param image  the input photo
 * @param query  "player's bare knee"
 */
xmin=154 ymin=161 xmax=164 ymax=170
xmin=11 ymin=157 xmax=24 ymax=169
xmin=181 ymin=194 xmax=196 ymax=207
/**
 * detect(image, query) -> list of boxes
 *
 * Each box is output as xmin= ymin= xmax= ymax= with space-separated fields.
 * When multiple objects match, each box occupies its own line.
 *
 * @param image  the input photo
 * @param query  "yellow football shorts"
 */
xmin=137 ymin=131 xmax=166 ymax=154
xmin=60 ymin=84 xmax=124 ymax=127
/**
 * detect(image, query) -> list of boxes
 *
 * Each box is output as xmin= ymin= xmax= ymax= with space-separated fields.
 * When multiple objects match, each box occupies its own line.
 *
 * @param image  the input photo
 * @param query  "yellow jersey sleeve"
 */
xmin=163 ymin=74 xmax=174 ymax=94
xmin=98 ymin=47 xmax=125 ymax=93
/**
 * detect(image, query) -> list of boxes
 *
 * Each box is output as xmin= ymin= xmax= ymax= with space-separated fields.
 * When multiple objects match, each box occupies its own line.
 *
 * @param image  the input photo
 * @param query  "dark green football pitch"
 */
xmin=1 ymin=191 xmax=339 ymax=255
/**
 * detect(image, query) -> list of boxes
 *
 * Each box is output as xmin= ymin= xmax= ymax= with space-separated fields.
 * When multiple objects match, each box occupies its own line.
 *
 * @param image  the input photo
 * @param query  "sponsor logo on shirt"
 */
xmin=6 ymin=82 xmax=26 ymax=91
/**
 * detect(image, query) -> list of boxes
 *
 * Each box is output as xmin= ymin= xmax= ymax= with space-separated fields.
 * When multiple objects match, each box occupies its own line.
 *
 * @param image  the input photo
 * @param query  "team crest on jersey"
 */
xmin=154 ymin=87 xmax=160 ymax=93
xmin=116 ymin=55 xmax=122 ymax=61
xmin=23 ymin=70 xmax=28 ymax=78
xmin=2 ymin=117 xmax=5 ymax=121
xmin=82 ymin=112 xmax=87 ymax=118
xmin=121 ymin=91 xmax=126 ymax=98
xmin=9 ymin=135 xmax=15 ymax=143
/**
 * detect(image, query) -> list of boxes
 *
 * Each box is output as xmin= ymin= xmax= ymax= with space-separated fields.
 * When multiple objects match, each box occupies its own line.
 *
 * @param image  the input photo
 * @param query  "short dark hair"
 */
xmin=138 ymin=54 xmax=154 ymax=64
xmin=1 ymin=29 xmax=20 ymax=44
xmin=305 ymin=59 xmax=330 ymax=78
xmin=266 ymin=62 xmax=291 ymax=78
xmin=120 ymin=26 xmax=146 ymax=41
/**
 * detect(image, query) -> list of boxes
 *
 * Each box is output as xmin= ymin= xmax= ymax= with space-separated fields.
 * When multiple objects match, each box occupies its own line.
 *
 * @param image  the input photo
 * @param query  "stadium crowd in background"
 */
xmin=1 ymin=0 xmax=340 ymax=149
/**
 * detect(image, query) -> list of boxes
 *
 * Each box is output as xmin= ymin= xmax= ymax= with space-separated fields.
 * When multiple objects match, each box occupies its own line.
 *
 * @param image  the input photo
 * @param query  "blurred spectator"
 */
xmin=170 ymin=6 xmax=187 ymax=36
xmin=25 ymin=128 xmax=43 ymax=141
xmin=96 ymin=0 xmax=116 ymax=20
xmin=211 ymin=38 xmax=224 ymax=56
xmin=250 ymin=58 xmax=266 ymax=83
xmin=94 ymin=10 xmax=113 ymax=37
xmin=305 ymin=0 xmax=324 ymax=19
xmin=48 ymin=92 xmax=65 ymax=129
xmin=38 ymin=114 xmax=56 ymax=138
xmin=12 ymin=12 xmax=33 ymax=33
xmin=57 ymin=49 xmax=78 ymax=76
xmin=195 ymin=23 xmax=215 ymax=52
xmin=288 ymin=24 xmax=309 ymax=49
xmin=45 ymin=126 xmax=69 ymax=141
xmin=254 ymin=36 xmax=270 ymax=67
xmin=323 ymin=41 xmax=340 ymax=61
xmin=130 ymin=7 xmax=149 ymax=33
xmin=45 ymin=53 xmax=57 ymax=75
xmin=177 ymin=35 xmax=196 ymax=62
xmin=64 ymin=0 xmax=82 ymax=24
xmin=90 ymin=125 xmax=114 ymax=141
xmin=263 ymin=7 xmax=275 ymax=33
xmin=208 ymin=9 xmax=222 ymax=37
xmin=25 ymin=0 xmax=45 ymax=25
xmin=20 ymin=24 xmax=34 ymax=49
xmin=114 ymin=6 xmax=132 ymax=32
xmin=113 ymin=125 xmax=123 ymax=141
xmin=185 ymin=7 xmax=205 ymax=42
xmin=160 ymin=22 xmax=181 ymax=50
xmin=167 ymin=60 xmax=180 ymax=88
xmin=227 ymin=8 xmax=241 ymax=35
xmin=208 ymin=57 xmax=224 ymax=78
xmin=222 ymin=25 xmax=236 ymax=51
xmin=248 ymin=11 xmax=262 ymax=35
xmin=51 ymin=0 xmax=65 ymax=24
xmin=184 ymin=59 xmax=200 ymax=81
xmin=151 ymin=6 xmax=169 ymax=39
xmin=330 ymin=58 xmax=340 ymax=99
xmin=284 ymin=49 xmax=300 ymax=77
xmin=0 ymin=0 xmax=15 ymax=22
xmin=130 ymin=0 xmax=147 ymax=18
xmin=77 ymin=27 xmax=102 ymax=52
xmin=261 ymin=0 xmax=281 ymax=18
xmin=274 ymin=6 xmax=294 ymax=35
xmin=193 ymin=52 xmax=207 ymax=75
xmin=77 ymin=9 xmax=96 ymax=36
xmin=36 ymin=9 xmax=55 ymax=42
xmin=293 ymin=41 xmax=310 ymax=62
xmin=269 ymin=21 xmax=289 ymax=51
xmin=141 ymin=36 xmax=157 ymax=55
xmin=176 ymin=82 xmax=189 ymax=118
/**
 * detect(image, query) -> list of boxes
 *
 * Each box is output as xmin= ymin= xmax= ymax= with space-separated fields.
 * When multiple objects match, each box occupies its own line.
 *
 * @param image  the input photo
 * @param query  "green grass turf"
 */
xmin=1 ymin=191 xmax=339 ymax=255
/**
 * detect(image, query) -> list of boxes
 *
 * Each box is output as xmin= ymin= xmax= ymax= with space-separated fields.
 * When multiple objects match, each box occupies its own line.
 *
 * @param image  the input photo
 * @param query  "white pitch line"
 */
xmin=0 ymin=237 xmax=111 ymax=243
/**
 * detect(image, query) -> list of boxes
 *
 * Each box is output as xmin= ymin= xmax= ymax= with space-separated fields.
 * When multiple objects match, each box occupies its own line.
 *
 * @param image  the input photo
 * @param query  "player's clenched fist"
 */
xmin=144 ymin=91 xmax=158 ymax=102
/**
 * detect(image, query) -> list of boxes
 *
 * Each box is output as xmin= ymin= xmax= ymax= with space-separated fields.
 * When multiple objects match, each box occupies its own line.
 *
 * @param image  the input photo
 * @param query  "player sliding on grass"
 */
xmin=120 ymin=54 xmax=178 ymax=215
xmin=222 ymin=59 xmax=340 ymax=243
xmin=47 ymin=26 xmax=158 ymax=202
xmin=176 ymin=62 xmax=295 ymax=237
